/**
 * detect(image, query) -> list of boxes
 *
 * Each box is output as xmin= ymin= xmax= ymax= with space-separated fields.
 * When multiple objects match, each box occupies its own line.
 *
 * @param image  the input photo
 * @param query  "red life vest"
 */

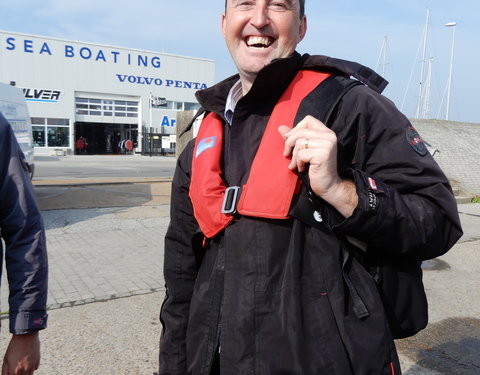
xmin=189 ymin=70 xmax=331 ymax=238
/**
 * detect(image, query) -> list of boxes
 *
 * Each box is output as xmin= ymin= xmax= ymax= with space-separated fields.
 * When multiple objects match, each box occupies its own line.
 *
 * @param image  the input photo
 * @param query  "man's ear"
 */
xmin=298 ymin=15 xmax=307 ymax=43
xmin=221 ymin=12 xmax=227 ymax=39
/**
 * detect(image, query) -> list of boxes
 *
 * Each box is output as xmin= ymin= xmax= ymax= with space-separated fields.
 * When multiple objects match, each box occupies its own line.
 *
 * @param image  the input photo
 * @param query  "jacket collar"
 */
xmin=196 ymin=52 xmax=305 ymax=116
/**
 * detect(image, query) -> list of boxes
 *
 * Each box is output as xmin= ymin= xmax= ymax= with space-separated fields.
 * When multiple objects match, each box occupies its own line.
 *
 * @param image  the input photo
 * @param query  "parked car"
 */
xmin=0 ymin=82 xmax=35 ymax=178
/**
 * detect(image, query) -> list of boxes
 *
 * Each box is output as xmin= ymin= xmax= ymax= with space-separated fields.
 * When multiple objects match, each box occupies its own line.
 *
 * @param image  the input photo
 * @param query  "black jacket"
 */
xmin=159 ymin=53 xmax=462 ymax=374
xmin=0 ymin=113 xmax=48 ymax=334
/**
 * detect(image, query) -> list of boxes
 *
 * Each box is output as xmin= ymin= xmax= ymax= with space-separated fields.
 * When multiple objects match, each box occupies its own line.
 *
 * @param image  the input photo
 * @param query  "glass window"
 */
xmin=127 ymin=113 xmax=137 ymax=118
xmin=75 ymin=97 xmax=138 ymax=117
xmin=47 ymin=126 xmax=69 ymax=147
xmin=31 ymin=117 xmax=46 ymax=125
xmin=175 ymin=102 xmax=183 ymax=110
xmin=32 ymin=126 xmax=46 ymax=147
xmin=47 ymin=118 xmax=69 ymax=126
xmin=184 ymin=102 xmax=200 ymax=111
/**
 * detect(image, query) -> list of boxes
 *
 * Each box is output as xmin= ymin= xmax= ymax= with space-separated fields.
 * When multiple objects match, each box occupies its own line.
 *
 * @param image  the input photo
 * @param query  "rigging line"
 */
xmin=436 ymin=79 xmax=449 ymax=119
xmin=375 ymin=35 xmax=387 ymax=75
xmin=400 ymin=31 xmax=424 ymax=112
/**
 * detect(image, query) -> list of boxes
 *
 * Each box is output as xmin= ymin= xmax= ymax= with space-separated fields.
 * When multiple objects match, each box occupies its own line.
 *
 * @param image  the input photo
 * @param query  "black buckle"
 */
xmin=221 ymin=186 xmax=240 ymax=214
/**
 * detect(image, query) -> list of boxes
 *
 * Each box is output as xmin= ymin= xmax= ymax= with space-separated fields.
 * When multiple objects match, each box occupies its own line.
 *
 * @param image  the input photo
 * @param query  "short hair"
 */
xmin=225 ymin=0 xmax=305 ymax=18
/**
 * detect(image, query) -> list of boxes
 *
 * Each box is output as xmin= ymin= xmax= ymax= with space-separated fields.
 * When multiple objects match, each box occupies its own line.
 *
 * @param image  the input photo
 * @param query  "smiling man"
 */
xmin=158 ymin=1 xmax=462 ymax=374
xmin=222 ymin=0 xmax=306 ymax=94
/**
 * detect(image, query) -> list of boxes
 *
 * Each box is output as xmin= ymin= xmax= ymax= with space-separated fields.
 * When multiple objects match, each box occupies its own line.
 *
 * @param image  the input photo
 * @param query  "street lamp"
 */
xmin=445 ymin=22 xmax=457 ymax=121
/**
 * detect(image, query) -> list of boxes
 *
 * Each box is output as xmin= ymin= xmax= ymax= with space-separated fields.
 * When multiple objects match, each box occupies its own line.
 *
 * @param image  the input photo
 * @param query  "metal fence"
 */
xmin=141 ymin=126 xmax=175 ymax=156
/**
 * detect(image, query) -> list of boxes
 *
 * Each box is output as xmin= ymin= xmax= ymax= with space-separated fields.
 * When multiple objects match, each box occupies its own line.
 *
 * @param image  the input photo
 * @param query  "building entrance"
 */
xmin=74 ymin=122 xmax=137 ymax=155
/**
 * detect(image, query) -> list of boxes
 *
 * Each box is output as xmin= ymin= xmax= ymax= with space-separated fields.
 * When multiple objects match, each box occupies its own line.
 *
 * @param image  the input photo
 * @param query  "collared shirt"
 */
xmin=224 ymin=79 xmax=243 ymax=125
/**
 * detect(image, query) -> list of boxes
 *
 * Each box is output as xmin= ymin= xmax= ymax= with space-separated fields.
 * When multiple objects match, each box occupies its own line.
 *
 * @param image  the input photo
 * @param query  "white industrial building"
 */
xmin=0 ymin=30 xmax=215 ymax=155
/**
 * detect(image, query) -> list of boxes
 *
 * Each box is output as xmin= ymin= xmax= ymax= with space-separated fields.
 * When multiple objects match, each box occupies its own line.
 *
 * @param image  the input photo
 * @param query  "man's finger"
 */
xmin=295 ymin=115 xmax=326 ymax=131
xmin=278 ymin=125 xmax=291 ymax=139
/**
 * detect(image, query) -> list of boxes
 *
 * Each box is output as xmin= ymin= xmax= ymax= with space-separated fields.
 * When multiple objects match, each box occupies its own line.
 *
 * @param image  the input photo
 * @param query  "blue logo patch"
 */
xmin=196 ymin=136 xmax=217 ymax=158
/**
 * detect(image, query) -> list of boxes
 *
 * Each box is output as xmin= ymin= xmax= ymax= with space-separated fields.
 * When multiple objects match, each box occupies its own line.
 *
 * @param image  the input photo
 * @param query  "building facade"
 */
xmin=0 ymin=30 xmax=215 ymax=155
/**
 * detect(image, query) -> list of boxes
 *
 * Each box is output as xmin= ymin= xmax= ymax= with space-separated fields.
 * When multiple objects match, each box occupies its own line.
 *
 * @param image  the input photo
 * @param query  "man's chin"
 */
xmin=240 ymin=62 xmax=270 ymax=77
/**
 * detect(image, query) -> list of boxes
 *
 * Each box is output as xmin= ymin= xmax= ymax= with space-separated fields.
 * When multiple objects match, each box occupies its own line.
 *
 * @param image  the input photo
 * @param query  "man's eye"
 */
xmin=236 ymin=1 xmax=255 ymax=9
xmin=270 ymin=1 xmax=289 ymax=11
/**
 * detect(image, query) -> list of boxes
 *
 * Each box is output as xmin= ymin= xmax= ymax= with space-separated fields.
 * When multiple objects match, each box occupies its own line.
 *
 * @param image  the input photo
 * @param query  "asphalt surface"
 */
xmin=0 ymin=162 xmax=479 ymax=374
xmin=33 ymin=154 xmax=177 ymax=180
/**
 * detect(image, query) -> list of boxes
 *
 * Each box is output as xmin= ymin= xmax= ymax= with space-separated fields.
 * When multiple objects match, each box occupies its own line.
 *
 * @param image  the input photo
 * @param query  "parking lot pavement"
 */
xmin=1 ymin=204 xmax=169 ymax=313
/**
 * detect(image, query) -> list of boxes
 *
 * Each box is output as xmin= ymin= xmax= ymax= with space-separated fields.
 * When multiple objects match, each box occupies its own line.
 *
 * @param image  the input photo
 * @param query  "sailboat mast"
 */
xmin=376 ymin=35 xmax=388 ymax=77
xmin=382 ymin=36 xmax=388 ymax=77
xmin=422 ymin=57 xmax=433 ymax=119
xmin=415 ymin=8 xmax=430 ymax=119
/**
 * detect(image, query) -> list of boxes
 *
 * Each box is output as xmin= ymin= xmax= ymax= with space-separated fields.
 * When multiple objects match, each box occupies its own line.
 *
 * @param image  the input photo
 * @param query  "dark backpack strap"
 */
xmin=318 ymin=75 xmax=364 ymax=126
xmin=290 ymin=73 xmax=363 ymax=224
xmin=293 ymin=74 xmax=363 ymax=129
xmin=290 ymin=74 xmax=370 ymax=320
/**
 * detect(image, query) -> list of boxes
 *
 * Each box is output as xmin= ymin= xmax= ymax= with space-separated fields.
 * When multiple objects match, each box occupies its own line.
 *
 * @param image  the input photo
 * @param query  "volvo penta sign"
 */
xmin=115 ymin=74 xmax=207 ymax=89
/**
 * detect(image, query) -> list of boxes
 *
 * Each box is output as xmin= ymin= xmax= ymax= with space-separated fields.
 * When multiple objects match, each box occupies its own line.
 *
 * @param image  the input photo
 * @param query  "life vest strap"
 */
xmin=221 ymin=186 xmax=241 ymax=214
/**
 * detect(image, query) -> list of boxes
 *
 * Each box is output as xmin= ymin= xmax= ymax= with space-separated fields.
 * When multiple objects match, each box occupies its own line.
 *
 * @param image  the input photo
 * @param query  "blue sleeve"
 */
xmin=0 ymin=114 xmax=48 ymax=334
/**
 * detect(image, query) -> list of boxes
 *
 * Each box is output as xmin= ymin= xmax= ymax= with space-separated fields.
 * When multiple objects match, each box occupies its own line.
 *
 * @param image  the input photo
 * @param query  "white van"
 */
xmin=0 ymin=82 xmax=35 ymax=177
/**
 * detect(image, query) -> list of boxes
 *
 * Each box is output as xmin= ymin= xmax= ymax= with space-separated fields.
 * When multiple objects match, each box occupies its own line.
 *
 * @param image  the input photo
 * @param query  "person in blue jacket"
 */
xmin=0 ymin=113 xmax=48 ymax=375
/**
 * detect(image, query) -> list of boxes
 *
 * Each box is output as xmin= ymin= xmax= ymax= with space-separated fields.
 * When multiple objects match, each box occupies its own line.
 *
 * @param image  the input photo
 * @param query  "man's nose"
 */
xmin=250 ymin=4 xmax=271 ymax=28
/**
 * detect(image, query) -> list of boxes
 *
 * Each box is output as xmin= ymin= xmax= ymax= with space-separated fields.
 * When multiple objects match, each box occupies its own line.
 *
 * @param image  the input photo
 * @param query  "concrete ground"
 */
xmin=0 ymin=179 xmax=479 ymax=374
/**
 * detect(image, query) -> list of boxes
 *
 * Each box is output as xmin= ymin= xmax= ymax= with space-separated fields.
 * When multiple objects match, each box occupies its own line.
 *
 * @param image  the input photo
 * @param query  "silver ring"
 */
xmin=305 ymin=138 xmax=309 ymax=149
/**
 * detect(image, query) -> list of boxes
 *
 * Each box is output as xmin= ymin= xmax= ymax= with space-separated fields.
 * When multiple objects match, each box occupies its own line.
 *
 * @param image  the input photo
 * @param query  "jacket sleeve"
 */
xmin=159 ymin=140 xmax=200 ymax=373
xmin=0 ymin=115 xmax=48 ymax=334
xmin=325 ymin=85 xmax=463 ymax=260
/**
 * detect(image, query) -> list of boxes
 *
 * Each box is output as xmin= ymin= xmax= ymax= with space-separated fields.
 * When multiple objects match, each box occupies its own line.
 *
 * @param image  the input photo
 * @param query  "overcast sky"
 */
xmin=1 ymin=0 xmax=478 ymax=123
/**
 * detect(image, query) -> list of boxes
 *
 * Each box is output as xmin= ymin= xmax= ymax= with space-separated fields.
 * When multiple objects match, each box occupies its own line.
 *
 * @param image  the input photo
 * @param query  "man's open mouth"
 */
xmin=246 ymin=36 xmax=274 ymax=48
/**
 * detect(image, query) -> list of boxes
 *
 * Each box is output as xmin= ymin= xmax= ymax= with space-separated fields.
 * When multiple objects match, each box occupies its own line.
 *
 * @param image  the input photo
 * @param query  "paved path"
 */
xmin=0 ymin=180 xmax=479 ymax=374
xmin=1 ymin=181 xmax=172 ymax=312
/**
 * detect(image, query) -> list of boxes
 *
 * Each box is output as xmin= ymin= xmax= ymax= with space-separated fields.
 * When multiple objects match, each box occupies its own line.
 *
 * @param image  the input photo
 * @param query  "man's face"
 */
xmin=222 ymin=0 xmax=307 ymax=84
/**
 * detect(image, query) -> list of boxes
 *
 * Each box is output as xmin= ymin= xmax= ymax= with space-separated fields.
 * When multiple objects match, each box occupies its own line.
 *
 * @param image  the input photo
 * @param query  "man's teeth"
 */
xmin=246 ymin=37 xmax=272 ymax=47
